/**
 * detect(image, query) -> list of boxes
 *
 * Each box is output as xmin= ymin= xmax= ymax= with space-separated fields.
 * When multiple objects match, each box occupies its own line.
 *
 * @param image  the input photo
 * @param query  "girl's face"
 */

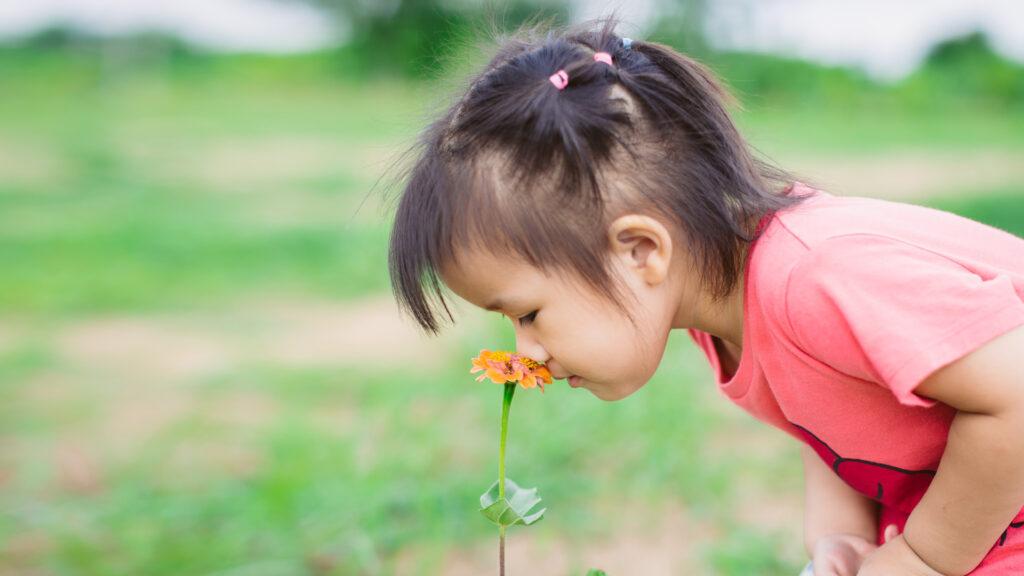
xmin=441 ymin=215 xmax=693 ymax=401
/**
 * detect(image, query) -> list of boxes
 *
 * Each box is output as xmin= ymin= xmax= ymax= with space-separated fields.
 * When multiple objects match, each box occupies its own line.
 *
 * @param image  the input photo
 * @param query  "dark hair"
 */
xmin=387 ymin=16 xmax=812 ymax=334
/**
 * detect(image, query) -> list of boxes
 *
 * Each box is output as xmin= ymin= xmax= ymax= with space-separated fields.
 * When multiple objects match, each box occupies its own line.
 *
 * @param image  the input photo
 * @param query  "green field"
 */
xmin=1 ymin=48 xmax=1022 ymax=575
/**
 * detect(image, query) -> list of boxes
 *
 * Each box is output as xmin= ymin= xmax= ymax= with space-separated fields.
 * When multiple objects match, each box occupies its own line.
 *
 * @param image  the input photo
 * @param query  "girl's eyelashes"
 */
xmin=517 ymin=310 xmax=538 ymax=326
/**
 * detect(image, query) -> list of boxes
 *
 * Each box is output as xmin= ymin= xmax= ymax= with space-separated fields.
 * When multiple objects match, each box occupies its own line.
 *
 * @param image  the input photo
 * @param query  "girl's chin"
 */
xmin=589 ymin=380 xmax=645 ymax=402
xmin=568 ymin=375 xmax=584 ymax=388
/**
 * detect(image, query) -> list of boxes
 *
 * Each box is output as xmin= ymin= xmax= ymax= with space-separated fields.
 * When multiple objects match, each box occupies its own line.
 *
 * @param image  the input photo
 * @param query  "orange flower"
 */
xmin=470 ymin=350 xmax=553 ymax=392
xmin=513 ymin=355 xmax=552 ymax=391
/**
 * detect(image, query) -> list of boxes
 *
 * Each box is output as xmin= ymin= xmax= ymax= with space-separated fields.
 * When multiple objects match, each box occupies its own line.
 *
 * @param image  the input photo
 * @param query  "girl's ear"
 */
xmin=607 ymin=214 xmax=674 ymax=286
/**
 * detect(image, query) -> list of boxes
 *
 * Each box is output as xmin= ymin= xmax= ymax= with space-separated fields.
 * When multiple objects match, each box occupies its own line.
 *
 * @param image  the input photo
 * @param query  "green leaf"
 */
xmin=586 ymin=570 xmax=608 ymax=576
xmin=479 ymin=478 xmax=546 ymax=527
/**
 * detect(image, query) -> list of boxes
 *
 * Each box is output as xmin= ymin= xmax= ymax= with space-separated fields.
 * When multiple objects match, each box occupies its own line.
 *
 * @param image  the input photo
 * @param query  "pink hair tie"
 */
xmin=548 ymin=69 xmax=569 ymax=90
xmin=593 ymin=51 xmax=613 ymax=66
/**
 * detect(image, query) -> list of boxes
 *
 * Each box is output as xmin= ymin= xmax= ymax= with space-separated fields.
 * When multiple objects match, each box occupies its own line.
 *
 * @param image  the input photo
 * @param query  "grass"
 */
xmin=0 ymin=49 xmax=1022 ymax=575
xmin=2 ymin=331 xmax=787 ymax=575
xmin=921 ymin=186 xmax=1024 ymax=238
xmin=737 ymin=104 xmax=1024 ymax=155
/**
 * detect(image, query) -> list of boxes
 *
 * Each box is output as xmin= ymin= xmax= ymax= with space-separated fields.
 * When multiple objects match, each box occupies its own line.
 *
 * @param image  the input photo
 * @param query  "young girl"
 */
xmin=386 ymin=18 xmax=1024 ymax=576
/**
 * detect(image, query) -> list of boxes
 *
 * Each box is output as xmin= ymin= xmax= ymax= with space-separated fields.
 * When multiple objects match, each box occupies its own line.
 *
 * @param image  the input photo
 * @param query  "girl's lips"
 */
xmin=568 ymin=375 xmax=583 ymax=388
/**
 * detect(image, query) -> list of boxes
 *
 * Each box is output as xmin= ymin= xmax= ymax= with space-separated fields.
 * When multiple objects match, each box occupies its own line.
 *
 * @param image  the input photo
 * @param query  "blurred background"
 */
xmin=0 ymin=0 xmax=1022 ymax=574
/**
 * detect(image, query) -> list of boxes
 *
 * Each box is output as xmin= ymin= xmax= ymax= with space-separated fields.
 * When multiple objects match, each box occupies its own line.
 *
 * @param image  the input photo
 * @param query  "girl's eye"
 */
xmin=517 ymin=310 xmax=538 ymax=326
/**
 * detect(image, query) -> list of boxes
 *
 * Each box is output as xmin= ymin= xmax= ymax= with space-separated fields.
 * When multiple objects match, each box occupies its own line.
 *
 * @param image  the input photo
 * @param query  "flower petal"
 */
xmin=469 ymin=349 xmax=553 ymax=391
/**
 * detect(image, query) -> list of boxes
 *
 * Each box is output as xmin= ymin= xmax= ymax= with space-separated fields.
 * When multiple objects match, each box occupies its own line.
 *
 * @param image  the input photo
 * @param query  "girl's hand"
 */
xmin=811 ymin=529 xmax=884 ymax=576
xmin=855 ymin=525 xmax=946 ymax=576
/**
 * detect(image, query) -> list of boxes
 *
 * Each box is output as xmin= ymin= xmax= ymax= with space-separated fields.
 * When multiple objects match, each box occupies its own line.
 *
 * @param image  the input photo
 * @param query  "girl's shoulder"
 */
xmin=752 ymin=185 xmax=1024 ymax=407
xmin=767 ymin=182 xmax=1024 ymax=277
xmin=749 ymin=184 xmax=1024 ymax=403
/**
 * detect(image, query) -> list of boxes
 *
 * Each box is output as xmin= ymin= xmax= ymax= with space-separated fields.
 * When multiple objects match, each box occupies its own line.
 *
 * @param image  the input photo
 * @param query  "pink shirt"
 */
xmin=688 ymin=183 xmax=1024 ymax=573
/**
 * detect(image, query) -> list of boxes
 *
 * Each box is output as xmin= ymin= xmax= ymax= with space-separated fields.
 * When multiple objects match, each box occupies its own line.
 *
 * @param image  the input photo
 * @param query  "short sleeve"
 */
xmin=784 ymin=234 xmax=1024 ymax=408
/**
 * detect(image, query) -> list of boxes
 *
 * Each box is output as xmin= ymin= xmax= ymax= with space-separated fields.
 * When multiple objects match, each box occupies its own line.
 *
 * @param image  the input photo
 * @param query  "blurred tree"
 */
xmin=1 ymin=26 xmax=198 ymax=84
xmin=909 ymin=31 xmax=1024 ymax=107
xmin=927 ymin=31 xmax=1002 ymax=67
xmin=16 ymin=26 xmax=192 ymax=58
xmin=296 ymin=0 xmax=571 ymax=78
xmin=644 ymin=0 xmax=710 ymax=58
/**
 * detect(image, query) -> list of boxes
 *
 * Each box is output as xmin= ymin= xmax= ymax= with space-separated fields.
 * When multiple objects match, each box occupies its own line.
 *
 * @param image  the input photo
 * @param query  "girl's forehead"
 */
xmin=441 ymin=248 xmax=544 ymax=308
xmin=444 ymin=243 xmax=536 ymax=277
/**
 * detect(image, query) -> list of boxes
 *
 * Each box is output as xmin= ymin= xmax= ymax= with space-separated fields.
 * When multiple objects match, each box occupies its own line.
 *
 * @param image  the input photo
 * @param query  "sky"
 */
xmin=0 ymin=0 xmax=336 ymax=53
xmin=700 ymin=0 xmax=1024 ymax=79
xmin=1 ymin=0 xmax=1022 ymax=80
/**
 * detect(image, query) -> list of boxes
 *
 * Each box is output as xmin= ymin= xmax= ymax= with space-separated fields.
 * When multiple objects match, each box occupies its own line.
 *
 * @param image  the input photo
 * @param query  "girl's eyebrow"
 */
xmin=485 ymin=297 xmax=524 ymax=312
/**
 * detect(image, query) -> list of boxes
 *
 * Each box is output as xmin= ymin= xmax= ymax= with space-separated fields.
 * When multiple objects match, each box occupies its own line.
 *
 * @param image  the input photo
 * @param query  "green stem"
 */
xmin=499 ymin=382 xmax=515 ymax=500
xmin=498 ymin=382 xmax=515 ymax=576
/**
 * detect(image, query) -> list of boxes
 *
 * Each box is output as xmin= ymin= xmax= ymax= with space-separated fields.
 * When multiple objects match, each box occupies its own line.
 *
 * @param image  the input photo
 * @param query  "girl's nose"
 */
xmin=514 ymin=328 xmax=548 ymax=363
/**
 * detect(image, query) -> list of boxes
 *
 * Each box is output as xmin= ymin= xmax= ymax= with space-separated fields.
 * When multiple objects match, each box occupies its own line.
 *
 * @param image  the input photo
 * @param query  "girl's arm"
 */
xmin=801 ymin=442 xmax=879 ymax=557
xmin=897 ymin=325 xmax=1024 ymax=575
